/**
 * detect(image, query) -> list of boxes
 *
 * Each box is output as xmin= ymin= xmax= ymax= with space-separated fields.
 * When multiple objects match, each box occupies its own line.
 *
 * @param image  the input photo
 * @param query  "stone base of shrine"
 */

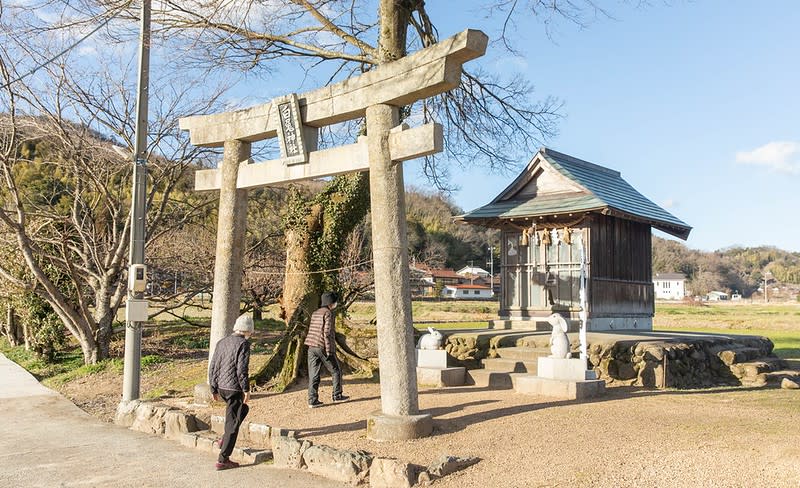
xmin=514 ymin=375 xmax=606 ymax=400
xmin=416 ymin=366 xmax=466 ymax=387
xmin=514 ymin=357 xmax=606 ymax=400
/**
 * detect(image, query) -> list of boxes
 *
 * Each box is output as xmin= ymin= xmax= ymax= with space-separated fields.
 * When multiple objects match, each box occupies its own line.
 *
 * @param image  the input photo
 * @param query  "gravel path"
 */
xmin=193 ymin=378 xmax=800 ymax=487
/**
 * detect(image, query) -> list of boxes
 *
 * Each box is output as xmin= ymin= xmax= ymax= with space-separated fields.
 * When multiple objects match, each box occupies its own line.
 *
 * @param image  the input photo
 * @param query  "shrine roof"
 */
xmin=456 ymin=147 xmax=691 ymax=240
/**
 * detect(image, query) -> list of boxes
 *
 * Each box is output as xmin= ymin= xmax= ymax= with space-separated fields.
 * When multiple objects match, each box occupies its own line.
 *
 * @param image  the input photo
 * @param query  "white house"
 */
xmin=456 ymin=266 xmax=491 ymax=278
xmin=706 ymin=291 xmax=729 ymax=301
xmin=653 ymin=272 xmax=687 ymax=300
xmin=442 ymin=284 xmax=493 ymax=299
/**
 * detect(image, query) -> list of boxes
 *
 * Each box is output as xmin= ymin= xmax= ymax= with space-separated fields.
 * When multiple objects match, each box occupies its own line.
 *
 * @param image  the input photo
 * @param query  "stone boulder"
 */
xmin=369 ymin=458 xmax=414 ymax=488
xmin=427 ymin=455 xmax=480 ymax=478
xmin=781 ymin=377 xmax=800 ymax=389
xmin=302 ymin=444 xmax=372 ymax=485
xmin=271 ymin=435 xmax=310 ymax=469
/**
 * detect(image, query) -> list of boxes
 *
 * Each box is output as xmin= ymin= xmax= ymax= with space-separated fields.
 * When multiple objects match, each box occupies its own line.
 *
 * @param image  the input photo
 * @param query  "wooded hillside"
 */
xmin=652 ymin=237 xmax=799 ymax=296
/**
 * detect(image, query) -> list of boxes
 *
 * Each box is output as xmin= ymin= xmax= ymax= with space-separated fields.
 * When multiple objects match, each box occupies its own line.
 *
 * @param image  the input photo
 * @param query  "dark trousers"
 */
xmin=307 ymin=347 xmax=342 ymax=403
xmin=218 ymin=389 xmax=249 ymax=462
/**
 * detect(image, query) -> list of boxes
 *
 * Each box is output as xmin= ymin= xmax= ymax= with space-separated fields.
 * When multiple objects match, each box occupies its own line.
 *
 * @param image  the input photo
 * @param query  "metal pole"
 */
xmin=487 ymin=246 xmax=494 ymax=297
xmin=578 ymin=231 xmax=588 ymax=361
xmin=122 ymin=0 xmax=151 ymax=402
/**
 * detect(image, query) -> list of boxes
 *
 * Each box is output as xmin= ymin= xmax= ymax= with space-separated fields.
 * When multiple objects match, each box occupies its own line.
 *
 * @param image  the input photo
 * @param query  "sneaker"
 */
xmin=308 ymin=399 xmax=324 ymax=409
xmin=214 ymin=460 xmax=239 ymax=470
xmin=332 ymin=394 xmax=350 ymax=403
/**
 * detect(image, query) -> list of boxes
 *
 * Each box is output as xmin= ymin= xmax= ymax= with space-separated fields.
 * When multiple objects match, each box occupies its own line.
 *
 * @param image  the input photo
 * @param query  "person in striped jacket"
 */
xmin=304 ymin=291 xmax=349 ymax=408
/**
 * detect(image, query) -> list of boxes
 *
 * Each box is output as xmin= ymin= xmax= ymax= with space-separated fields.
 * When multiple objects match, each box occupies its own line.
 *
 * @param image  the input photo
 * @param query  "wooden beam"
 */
xmin=194 ymin=123 xmax=442 ymax=191
xmin=179 ymin=29 xmax=487 ymax=147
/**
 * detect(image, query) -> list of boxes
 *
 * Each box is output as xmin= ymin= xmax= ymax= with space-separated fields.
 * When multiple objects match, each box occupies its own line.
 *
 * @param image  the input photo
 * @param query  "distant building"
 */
xmin=706 ymin=291 xmax=729 ymax=301
xmin=653 ymin=272 xmax=687 ymax=300
xmin=456 ymin=266 xmax=490 ymax=278
xmin=442 ymin=283 xmax=493 ymax=299
xmin=409 ymin=265 xmax=464 ymax=297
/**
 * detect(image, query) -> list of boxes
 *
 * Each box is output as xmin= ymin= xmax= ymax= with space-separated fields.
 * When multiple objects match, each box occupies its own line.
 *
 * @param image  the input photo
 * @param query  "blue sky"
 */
xmin=401 ymin=0 xmax=800 ymax=253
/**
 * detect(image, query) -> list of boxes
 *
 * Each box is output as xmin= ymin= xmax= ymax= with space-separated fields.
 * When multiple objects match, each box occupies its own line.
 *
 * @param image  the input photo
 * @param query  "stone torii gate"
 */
xmin=180 ymin=29 xmax=487 ymax=440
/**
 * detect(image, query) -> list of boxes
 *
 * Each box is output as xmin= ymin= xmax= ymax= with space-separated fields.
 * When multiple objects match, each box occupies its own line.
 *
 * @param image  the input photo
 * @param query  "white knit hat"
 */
xmin=233 ymin=314 xmax=254 ymax=333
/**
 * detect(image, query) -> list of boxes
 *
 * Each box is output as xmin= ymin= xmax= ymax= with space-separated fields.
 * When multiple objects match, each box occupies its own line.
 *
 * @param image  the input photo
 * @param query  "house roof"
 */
xmin=457 ymin=266 xmax=489 ymax=276
xmin=654 ymin=272 xmax=686 ymax=280
xmin=455 ymin=147 xmax=692 ymax=240
xmin=429 ymin=269 xmax=462 ymax=279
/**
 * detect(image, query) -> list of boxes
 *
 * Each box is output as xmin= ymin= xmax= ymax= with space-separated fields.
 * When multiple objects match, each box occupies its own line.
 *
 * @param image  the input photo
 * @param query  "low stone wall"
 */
xmin=585 ymin=335 xmax=781 ymax=388
xmin=115 ymin=400 xmax=207 ymax=439
xmin=270 ymin=435 xmax=478 ymax=487
xmin=115 ymin=399 xmax=478 ymax=486
xmin=445 ymin=330 xmax=787 ymax=389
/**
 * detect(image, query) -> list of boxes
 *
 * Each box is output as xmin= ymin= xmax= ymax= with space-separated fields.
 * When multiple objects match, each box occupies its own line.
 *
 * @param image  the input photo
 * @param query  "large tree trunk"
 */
xmin=254 ymin=173 xmax=370 ymax=389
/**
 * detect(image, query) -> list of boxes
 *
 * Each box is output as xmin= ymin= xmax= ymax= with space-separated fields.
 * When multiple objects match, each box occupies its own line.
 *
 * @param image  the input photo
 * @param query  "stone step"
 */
xmin=493 ymin=346 xmax=551 ymax=361
xmin=480 ymin=358 xmax=538 ymax=374
xmin=181 ymin=429 xmax=272 ymax=465
xmin=731 ymin=357 xmax=787 ymax=385
xmin=514 ymin=374 xmax=606 ymax=400
xmin=465 ymin=369 xmax=527 ymax=389
xmin=717 ymin=347 xmax=766 ymax=366
xmin=763 ymin=370 xmax=800 ymax=384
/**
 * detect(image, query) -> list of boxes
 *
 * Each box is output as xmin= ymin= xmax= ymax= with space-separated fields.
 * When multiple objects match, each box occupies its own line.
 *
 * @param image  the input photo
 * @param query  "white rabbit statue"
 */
xmin=417 ymin=327 xmax=444 ymax=350
xmin=547 ymin=313 xmax=571 ymax=359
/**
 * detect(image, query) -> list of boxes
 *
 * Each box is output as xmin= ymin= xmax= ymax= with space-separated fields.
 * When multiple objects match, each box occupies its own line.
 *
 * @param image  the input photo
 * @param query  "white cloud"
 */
xmin=661 ymin=198 xmax=676 ymax=209
xmin=735 ymin=141 xmax=800 ymax=174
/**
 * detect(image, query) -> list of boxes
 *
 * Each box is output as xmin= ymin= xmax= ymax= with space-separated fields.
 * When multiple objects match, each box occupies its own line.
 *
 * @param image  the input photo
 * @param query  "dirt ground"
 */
xmin=58 ymin=366 xmax=800 ymax=488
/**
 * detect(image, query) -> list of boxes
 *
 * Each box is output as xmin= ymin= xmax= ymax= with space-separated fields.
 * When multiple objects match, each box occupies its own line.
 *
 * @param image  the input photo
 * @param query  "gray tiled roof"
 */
xmin=654 ymin=272 xmax=687 ymax=280
xmin=457 ymin=147 xmax=692 ymax=240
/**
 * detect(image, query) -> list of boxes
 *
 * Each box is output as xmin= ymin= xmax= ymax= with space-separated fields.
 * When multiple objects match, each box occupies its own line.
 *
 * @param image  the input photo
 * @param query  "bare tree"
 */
xmin=0 ymin=9 xmax=228 ymax=363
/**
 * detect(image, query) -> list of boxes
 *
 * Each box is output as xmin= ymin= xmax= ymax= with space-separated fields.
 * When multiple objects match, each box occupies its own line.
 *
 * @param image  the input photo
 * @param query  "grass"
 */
xmin=0 ymin=337 xmax=85 ymax=380
xmin=43 ymin=358 xmax=124 ymax=387
xmin=654 ymin=301 xmax=800 ymax=359
xmin=414 ymin=321 xmax=489 ymax=330
xmin=348 ymin=300 xmax=499 ymax=325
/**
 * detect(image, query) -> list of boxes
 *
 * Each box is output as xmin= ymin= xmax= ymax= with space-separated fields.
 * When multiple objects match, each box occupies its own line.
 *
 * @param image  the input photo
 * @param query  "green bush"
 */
xmin=5 ymin=292 xmax=67 ymax=361
xmin=170 ymin=335 xmax=209 ymax=349
xmin=141 ymin=354 xmax=168 ymax=367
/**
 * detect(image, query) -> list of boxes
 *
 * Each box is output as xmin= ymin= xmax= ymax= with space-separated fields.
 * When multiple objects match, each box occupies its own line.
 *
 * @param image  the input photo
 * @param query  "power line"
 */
xmin=0 ymin=4 xmax=130 ymax=91
xmin=251 ymin=259 xmax=375 ymax=276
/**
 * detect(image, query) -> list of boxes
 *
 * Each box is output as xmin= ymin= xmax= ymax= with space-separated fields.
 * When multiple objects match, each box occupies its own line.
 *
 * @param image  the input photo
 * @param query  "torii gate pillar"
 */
xmin=365 ymin=104 xmax=431 ymax=439
xmin=207 ymin=140 xmax=250 ymax=366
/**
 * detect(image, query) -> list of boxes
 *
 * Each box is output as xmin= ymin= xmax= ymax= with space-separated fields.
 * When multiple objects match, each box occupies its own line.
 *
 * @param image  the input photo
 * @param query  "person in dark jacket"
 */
xmin=208 ymin=314 xmax=253 ymax=470
xmin=304 ymin=291 xmax=349 ymax=408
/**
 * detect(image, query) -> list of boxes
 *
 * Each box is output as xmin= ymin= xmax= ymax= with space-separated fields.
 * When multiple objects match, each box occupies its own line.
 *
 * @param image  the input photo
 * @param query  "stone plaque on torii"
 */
xmin=180 ymin=29 xmax=487 ymax=440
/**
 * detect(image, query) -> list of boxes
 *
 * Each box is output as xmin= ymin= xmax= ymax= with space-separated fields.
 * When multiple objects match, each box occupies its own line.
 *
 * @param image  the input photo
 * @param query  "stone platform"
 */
xmin=416 ymin=349 xmax=466 ymax=387
xmin=446 ymin=328 xmax=796 ymax=390
xmin=513 ymin=357 xmax=606 ymax=400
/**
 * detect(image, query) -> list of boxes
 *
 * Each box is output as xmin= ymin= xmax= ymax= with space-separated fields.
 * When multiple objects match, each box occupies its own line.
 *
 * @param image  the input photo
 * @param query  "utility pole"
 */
xmin=487 ymin=246 xmax=494 ymax=297
xmin=122 ymin=0 xmax=151 ymax=402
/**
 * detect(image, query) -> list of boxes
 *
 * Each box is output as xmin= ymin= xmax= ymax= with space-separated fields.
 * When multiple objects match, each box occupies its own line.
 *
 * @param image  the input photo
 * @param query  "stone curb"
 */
xmin=116 ymin=400 xmax=479 ymax=486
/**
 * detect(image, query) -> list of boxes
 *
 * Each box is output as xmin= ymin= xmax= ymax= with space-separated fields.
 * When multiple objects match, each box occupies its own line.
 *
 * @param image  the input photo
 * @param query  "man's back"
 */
xmin=209 ymin=334 xmax=250 ymax=393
